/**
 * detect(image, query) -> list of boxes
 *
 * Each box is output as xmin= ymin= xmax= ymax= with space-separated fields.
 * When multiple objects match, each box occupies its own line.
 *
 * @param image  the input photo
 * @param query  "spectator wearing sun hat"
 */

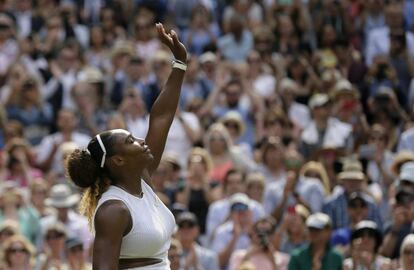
xmin=40 ymin=184 xmax=92 ymax=251
xmin=322 ymin=159 xmax=383 ymax=230
xmin=288 ymin=213 xmax=343 ymax=270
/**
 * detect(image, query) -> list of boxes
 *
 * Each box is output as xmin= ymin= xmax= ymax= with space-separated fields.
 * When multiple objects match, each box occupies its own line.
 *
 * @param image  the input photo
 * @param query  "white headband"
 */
xmin=96 ymin=134 xmax=106 ymax=168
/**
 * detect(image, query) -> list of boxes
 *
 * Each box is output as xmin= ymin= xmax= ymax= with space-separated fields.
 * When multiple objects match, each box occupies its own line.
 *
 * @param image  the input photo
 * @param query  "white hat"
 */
xmin=306 ymin=213 xmax=332 ymax=229
xmin=332 ymin=79 xmax=359 ymax=100
xmin=229 ymin=193 xmax=250 ymax=207
xmin=45 ymin=184 xmax=80 ymax=208
xmin=77 ymin=67 xmax=104 ymax=84
xmin=309 ymin=94 xmax=330 ymax=109
xmin=199 ymin=52 xmax=216 ymax=64
xmin=279 ymin=78 xmax=298 ymax=94
xmin=399 ymin=162 xmax=414 ymax=183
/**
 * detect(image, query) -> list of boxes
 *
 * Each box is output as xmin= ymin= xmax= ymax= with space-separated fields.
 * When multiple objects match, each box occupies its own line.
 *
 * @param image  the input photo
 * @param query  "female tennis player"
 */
xmin=66 ymin=23 xmax=187 ymax=269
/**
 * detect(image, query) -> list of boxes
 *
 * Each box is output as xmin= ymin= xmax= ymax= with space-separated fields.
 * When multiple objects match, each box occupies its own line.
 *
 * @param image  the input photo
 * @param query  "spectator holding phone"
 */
xmin=344 ymin=220 xmax=391 ymax=270
xmin=229 ymin=216 xmax=290 ymax=270
xmin=380 ymin=186 xmax=414 ymax=259
xmin=274 ymin=204 xmax=310 ymax=254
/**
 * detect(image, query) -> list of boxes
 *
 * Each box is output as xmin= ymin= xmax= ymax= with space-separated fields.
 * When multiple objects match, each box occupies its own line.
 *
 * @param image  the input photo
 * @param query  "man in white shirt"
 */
xmin=365 ymin=3 xmax=414 ymax=66
xmin=36 ymin=109 xmax=90 ymax=176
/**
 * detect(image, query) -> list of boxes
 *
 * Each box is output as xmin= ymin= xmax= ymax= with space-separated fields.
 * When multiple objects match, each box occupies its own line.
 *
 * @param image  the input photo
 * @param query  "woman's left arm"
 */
xmin=145 ymin=23 xmax=187 ymax=176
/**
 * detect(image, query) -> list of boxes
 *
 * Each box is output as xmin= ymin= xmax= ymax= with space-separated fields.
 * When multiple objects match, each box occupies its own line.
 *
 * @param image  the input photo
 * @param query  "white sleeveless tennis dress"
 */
xmin=95 ymin=179 xmax=176 ymax=269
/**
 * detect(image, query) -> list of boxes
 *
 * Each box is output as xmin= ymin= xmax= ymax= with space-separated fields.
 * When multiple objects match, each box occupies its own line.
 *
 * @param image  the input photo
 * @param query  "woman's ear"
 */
xmin=110 ymin=155 xmax=124 ymax=166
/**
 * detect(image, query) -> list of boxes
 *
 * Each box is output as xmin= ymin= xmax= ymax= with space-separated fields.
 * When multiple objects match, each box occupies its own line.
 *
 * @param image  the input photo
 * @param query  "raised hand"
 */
xmin=155 ymin=23 xmax=187 ymax=62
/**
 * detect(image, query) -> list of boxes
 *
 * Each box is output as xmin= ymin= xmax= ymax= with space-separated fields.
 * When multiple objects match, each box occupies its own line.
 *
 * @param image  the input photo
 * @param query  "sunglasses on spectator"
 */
xmin=0 ymin=229 xmax=15 ymax=237
xmin=209 ymin=136 xmax=225 ymax=142
xmin=0 ymin=23 xmax=10 ymax=30
xmin=69 ymin=245 xmax=83 ymax=253
xmin=348 ymin=201 xmax=367 ymax=209
xmin=46 ymin=233 xmax=65 ymax=240
xmin=224 ymin=122 xmax=240 ymax=130
xmin=8 ymin=247 xmax=28 ymax=254
xmin=403 ymin=249 xmax=414 ymax=256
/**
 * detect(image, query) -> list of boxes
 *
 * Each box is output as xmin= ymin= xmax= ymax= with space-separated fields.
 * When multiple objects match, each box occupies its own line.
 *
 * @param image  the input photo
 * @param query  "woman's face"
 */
xmin=45 ymin=230 xmax=66 ymax=253
xmin=264 ymin=146 xmax=283 ymax=166
xmin=188 ymin=155 xmax=207 ymax=177
xmin=402 ymin=243 xmax=414 ymax=268
xmin=109 ymin=130 xmax=154 ymax=173
xmin=208 ymin=131 xmax=227 ymax=155
xmin=287 ymin=214 xmax=305 ymax=234
xmin=30 ymin=187 xmax=47 ymax=207
xmin=246 ymin=182 xmax=264 ymax=202
xmin=353 ymin=232 xmax=376 ymax=253
xmin=90 ymin=26 xmax=104 ymax=47
xmin=21 ymin=81 xmax=39 ymax=105
xmin=7 ymin=241 xmax=29 ymax=267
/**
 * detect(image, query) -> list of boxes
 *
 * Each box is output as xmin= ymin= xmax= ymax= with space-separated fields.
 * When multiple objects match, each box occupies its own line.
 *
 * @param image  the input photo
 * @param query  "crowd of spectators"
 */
xmin=2 ymin=0 xmax=414 ymax=269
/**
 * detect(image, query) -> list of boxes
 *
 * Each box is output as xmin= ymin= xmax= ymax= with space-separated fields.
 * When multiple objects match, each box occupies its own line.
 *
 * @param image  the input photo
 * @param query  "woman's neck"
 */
xmin=115 ymin=173 xmax=144 ymax=197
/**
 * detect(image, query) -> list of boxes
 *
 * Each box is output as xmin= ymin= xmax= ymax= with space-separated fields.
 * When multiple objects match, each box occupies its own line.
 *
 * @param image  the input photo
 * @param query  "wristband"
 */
xmin=172 ymin=60 xmax=187 ymax=71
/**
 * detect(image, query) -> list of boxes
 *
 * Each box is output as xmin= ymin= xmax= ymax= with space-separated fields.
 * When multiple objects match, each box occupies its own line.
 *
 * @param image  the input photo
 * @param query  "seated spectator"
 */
xmin=399 ymin=234 xmax=414 ymax=270
xmin=65 ymin=237 xmax=92 ymax=270
xmin=300 ymin=94 xmax=352 ymax=160
xmin=204 ymin=123 xmax=254 ymax=183
xmin=41 ymin=184 xmax=92 ymax=251
xmin=300 ymin=161 xmax=330 ymax=195
xmin=229 ymin=216 xmax=290 ymax=270
xmin=257 ymin=136 xmax=287 ymax=185
xmin=29 ymin=179 xmax=55 ymax=218
xmin=6 ymin=76 xmax=53 ymax=145
xmin=211 ymin=193 xmax=254 ymax=269
xmin=344 ymin=220 xmax=391 ymax=270
xmin=4 ymin=138 xmax=42 ymax=187
xmin=169 ymin=238 xmax=183 ymax=270
xmin=0 ymin=220 xmax=19 ymax=247
xmin=288 ymin=213 xmax=343 ymax=270
xmin=264 ymin=163 xmax=325 ymax=221
xmin=182 ymin=4 xmax=220 ymax=56
xmin=218 ymin=14 xmax=253 ymax=63
xmin=322 ymin=159 xmax=383 ymax=230
xmin=0 ymin=187 xmax=41 ymax=245
xmin=380 ymin=187 xmax=414 ymax=259
xmin=331 ymin=192 xmax=370 ymax=255
xmin=206 ymin=170 xmax=265 ymax=242
xmin=245 ymin=172 xmax=265 ymax=203
xmin=37 ymin=222 xmax=68 ymax=270
xmin=35 ymin=109 xmax=90 ymax=176
xmin=274 ymin=204 xmax=310 ymax=254
xmin=0 ymin=234 xmax=35 ymax=270
xmin=175 ymin=148 xmax=220 ymax=235
xmin=176 ymin=212 xmax=220 ymax=270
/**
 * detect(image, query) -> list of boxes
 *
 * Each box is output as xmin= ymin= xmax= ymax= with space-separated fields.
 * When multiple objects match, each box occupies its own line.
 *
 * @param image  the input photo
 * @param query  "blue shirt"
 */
xmin=217 ymin=31 xmax=253 ymax=63
xmin=322 ymin=188 xmax=383 ymax=231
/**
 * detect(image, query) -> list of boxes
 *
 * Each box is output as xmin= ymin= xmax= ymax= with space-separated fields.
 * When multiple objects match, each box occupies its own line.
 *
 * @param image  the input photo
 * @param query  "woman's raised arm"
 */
xmin=145 ymin=23 xmax=187 ymax=176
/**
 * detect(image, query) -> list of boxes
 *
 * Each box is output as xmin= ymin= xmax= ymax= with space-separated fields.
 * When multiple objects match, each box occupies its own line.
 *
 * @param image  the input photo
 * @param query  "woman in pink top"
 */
xmin=229 ymin=216 xmax=290 ymax=270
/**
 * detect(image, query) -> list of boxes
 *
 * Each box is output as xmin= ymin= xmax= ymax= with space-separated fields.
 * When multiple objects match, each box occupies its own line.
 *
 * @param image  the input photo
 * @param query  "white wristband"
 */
xmin=172 ymin=60 xmax=187 ymax=71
